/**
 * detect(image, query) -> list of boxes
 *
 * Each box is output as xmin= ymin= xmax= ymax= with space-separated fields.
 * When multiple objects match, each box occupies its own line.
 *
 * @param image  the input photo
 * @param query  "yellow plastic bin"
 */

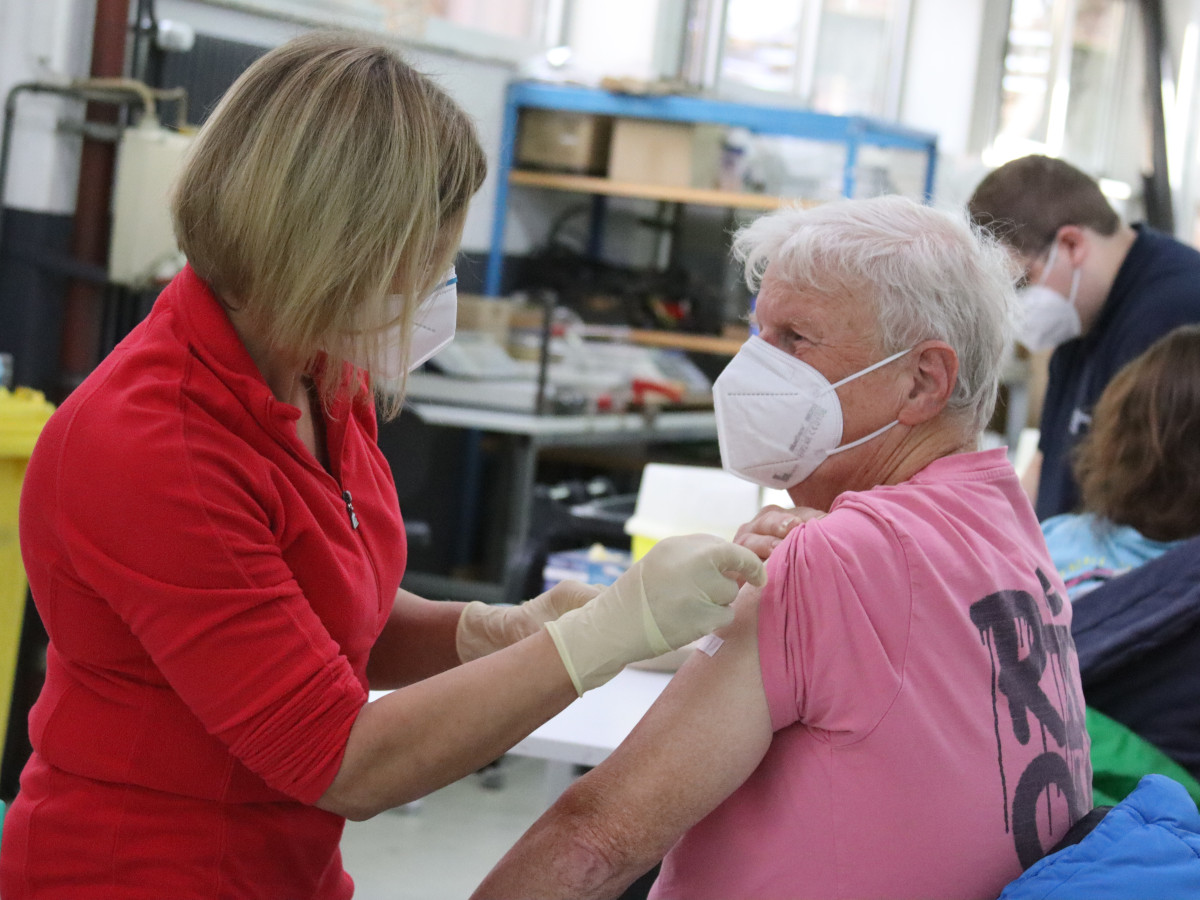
xmin=0 ymin=387 xmax=55 ymax=759
xmin=624 ymin=463 xmax=766 ymax=560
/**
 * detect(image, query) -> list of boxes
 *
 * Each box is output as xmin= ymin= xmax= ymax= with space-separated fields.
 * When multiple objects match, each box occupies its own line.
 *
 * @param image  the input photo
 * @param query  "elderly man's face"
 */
xmin=752 ymin=263 xmax=909 ymax=506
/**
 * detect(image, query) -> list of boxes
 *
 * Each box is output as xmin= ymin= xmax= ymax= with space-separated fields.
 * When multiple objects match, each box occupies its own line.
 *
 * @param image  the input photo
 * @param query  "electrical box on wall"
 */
xmin=108 ymin=121 xmax=193 ymax=288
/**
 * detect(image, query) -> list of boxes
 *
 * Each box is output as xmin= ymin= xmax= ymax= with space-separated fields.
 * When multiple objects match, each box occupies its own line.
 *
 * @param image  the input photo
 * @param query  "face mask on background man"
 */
xmin=713 ymin=336 xmax=911 ymax=489
xmin=1017 ymin=242 xmax=1082 ymax=352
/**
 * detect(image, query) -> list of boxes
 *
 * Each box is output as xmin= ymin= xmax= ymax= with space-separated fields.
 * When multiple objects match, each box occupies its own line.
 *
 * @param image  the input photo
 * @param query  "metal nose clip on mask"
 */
xmin=713 ymin=336 xmax=912 ymax=489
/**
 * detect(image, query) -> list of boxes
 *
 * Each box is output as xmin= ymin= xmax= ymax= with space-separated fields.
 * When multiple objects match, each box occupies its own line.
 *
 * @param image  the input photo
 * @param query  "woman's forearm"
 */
xmin=366 ymin=588 xmax=465 ymax=689
xmin=319 ymin=629 xmax=576 ymax=819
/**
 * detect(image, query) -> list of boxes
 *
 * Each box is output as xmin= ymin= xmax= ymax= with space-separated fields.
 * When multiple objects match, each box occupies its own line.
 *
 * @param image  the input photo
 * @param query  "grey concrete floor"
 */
xmin=340 ymin=754 xmax=548 ymax=900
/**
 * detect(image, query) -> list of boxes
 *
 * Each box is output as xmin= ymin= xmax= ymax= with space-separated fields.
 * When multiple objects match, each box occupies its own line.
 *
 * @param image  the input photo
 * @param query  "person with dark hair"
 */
xmin=967 ymin=155 xmax=1200 ymax=521
xmin=1041 ymin=324 xmax=1200 ymax=598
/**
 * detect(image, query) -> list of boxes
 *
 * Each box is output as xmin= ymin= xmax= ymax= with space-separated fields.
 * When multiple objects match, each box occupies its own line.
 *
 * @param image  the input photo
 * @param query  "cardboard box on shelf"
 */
xmin=607 ymin=118 xmax=697 ymax=188
xmin=691 ymin=123 xmax=728 ymax=190
xmin=505 ymin=302 xmax=550 ymax=362
xmin=516 ymin=109 xmax=613 ymax=175
xmin=456 ymin=294 xmax=513 ymax=344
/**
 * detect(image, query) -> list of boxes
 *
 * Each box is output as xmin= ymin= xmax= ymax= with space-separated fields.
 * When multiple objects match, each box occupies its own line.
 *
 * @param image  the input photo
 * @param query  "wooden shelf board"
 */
xmin=509 ymin=169 xmax=813 ymax=211
xmin=624 ymin=329 xmax=745 ymax=356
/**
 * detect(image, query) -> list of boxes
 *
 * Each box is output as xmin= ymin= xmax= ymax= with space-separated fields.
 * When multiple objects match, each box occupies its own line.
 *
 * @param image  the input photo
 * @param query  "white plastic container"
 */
xmin=624 ymin=463 xmax=767 ymax=560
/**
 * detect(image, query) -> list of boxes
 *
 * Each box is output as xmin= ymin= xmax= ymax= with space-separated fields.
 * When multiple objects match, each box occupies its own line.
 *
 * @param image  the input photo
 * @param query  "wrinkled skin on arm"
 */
xmin=470 ymin=585 xmax=774 ymax=900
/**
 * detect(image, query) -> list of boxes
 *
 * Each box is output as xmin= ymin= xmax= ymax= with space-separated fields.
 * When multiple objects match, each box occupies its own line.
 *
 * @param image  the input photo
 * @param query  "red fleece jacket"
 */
xmin=2 ymin=266 xmax=406 ymax=899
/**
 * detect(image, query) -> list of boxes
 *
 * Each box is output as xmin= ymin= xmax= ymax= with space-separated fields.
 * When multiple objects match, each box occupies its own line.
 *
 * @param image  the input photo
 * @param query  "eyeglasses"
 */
xmin=1016 ymin=236 xmax=1061 ymax=290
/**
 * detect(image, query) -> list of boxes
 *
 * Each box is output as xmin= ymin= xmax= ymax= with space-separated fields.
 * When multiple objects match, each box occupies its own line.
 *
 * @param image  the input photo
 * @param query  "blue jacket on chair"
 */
xmin=999 ymin=775 xmax=1200 ymax=899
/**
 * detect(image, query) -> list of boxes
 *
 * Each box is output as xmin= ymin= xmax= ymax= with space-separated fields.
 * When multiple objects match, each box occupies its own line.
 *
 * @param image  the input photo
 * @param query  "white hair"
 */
xmin=731 ymin=195 xmax=1019 ymax=434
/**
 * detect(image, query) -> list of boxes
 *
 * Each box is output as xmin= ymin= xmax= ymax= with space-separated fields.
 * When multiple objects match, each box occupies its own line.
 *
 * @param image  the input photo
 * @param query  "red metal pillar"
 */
xmin=56 ymin=0 xmax=130 ymax=399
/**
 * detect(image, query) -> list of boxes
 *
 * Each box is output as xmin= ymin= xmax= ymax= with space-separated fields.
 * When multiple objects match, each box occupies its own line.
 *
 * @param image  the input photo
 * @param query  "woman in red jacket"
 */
xmin=0 ymin=31 xmax=762 ymax=898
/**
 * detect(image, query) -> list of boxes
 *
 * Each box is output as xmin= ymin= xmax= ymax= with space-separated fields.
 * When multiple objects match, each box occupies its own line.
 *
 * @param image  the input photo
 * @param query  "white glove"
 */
xmin=545 ymin=534 xmax=766 ymax=695
xmin=456 ymin=580 xmax=602 ymax=663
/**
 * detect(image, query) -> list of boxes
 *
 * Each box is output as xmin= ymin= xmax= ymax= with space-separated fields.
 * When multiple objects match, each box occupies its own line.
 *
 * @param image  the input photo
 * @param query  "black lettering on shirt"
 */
xmin=970 ymin=569 xmax=1089 ymax=868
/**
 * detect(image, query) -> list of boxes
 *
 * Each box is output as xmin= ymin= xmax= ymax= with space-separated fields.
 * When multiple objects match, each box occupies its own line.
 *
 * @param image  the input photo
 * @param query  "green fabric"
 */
xmin=1087 ymin=707 xmax=1200 ymax=807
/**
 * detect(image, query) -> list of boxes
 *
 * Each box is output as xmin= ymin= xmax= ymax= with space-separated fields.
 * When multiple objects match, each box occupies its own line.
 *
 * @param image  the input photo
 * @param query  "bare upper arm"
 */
xmin=472 ymin=584 xmax=774 ymax=900
xmin=587 ymin=584 xmax=773 ymax=842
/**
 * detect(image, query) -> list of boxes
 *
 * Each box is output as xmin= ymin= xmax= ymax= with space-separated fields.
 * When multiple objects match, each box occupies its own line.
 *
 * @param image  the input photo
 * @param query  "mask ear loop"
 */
xmin=825 ymin=346 xmax=914 ymax=458
xmin=1037 ymin=240 xmax=1060 ymax=286
xmin=1038 ymin=238 xmax=1082 ymax=306
xmin=826 ymin=418 xmax=901 ymax=456
xmin=1066 ymin=266 xmax=1082 ymax=306
xmin=828 ymin=346 xmax=912 ymax=391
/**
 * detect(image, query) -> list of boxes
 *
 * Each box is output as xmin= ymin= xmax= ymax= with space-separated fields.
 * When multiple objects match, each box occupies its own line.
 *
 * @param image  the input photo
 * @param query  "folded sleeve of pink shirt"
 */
xmin=47 ymin=395 xmax=367 ymax=804
xmin=757 ymin=502 xmax=915 ymax=739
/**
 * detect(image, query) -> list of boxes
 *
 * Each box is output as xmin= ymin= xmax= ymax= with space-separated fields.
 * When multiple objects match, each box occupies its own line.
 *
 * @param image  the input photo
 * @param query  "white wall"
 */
xmin=154 ymin=0 xmax=515 ymax=253
xmin=565 ymin=0 xmax=663 ymax=83
xmin=898 ymin=0 xmax=991 ymax=208
xmin=900 ymin=0 xmax=986 ymax=157
xmin=0 ymin=0 xmax=517 ymax=252
xmin=0 ymin=0 xmax=98 ymax=215
xmin=155 ymin=0 xmax=309 ymax=44
xmin=2 ymin=0 xmax=1001 ymax=248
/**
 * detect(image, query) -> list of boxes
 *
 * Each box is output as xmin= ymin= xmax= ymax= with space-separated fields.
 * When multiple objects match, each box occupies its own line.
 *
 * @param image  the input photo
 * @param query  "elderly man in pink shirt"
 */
xmin=473 ymin=195 xmax=1092 ymax=900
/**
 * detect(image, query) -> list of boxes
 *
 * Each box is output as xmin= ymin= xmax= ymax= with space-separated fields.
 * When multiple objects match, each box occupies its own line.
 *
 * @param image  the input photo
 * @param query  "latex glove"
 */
xmin=456 ymin=580 xmax=602 ymax=663
xmin=734 ymin=504 xmax=826 ymax=560
xmin=545 ymin=534 xmax=766 ymax=695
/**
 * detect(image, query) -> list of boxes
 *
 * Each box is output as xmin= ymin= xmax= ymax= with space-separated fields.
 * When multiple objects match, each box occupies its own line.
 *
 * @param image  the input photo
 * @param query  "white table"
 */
xmin=509 ymin=668 xmax=672 ymax=806
xmin=398 ymin=401 xmax=717 ymax=605
xmin=370 ymin=668 xmax=672 ymax=808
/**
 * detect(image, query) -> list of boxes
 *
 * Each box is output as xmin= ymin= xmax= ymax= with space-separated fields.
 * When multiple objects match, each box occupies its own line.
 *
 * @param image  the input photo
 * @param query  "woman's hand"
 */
xmin=545 ymin=534 xmax=765 ymax=695
xmin=456 ymin=581 xmax=602 ymax=663
xmin=734 ymin=504 xmax=826 ymax=560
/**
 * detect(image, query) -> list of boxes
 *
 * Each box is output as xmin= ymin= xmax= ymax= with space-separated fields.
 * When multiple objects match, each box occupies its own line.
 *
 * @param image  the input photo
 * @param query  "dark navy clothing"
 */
xmin=1071 ymin=534 xmax=1200 ymax=781
xmin=1036 ymin=225 xmax=1200 ymax=520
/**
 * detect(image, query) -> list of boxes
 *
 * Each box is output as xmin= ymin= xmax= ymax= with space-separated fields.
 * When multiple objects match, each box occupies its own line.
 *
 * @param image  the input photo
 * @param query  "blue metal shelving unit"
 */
xmin=484 ymin=80 xmax=939 ymax=296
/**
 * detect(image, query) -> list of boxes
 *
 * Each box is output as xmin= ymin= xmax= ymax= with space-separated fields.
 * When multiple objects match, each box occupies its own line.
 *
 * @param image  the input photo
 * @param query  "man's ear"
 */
xmin=898 ymin=340 xmax=958 ymax=426
xmin=1058 ymin=224 xmax=1090 ymax=268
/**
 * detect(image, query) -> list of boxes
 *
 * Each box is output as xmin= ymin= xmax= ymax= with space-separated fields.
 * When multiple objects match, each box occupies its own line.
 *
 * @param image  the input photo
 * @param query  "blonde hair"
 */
xmin=171 ymin=30 xmax=486 ymax=417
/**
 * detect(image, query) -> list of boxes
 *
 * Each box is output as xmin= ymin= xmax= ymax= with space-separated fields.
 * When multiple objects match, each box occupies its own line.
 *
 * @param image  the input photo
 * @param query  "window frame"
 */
xmin=187 ymin=0 xmax=563 ymax=65
xmin=713 ymin=0 xmax=914 ymax=119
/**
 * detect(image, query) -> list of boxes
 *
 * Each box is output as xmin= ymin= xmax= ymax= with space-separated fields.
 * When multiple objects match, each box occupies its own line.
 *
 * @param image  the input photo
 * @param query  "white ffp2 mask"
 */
xmin=1017 ymin=243 xmax=1081 ymax=352
xmin=349 ymin=268 xmax=458 ymax=382
xmin=406 ymin=268 xmax=459 ymax=372
xmin=713 ymin=336 xmax=911 ymax=489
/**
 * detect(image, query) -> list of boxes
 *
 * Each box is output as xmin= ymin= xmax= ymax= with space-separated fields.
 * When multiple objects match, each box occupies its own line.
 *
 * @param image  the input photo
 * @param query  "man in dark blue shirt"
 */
xmin=969 ymin=155 xmax=1200 ymax=520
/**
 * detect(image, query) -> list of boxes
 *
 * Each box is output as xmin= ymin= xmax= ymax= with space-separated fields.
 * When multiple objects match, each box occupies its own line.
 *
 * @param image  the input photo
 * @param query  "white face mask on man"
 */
xmin=347 ymin=268 xmax=458 ymax=382
xmin=713 ymin=336 xmax=912 ymax=489
xmin=1016 ymin=242 xmax=1082 ymax=352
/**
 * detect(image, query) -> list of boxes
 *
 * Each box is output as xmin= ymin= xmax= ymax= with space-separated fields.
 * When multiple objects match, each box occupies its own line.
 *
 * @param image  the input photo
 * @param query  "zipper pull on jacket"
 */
xmin=342 ymin=490 xmax=360 ymax=530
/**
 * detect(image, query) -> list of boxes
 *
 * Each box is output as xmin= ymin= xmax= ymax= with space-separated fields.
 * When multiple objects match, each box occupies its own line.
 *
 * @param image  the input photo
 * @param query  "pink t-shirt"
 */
xmin=651 ymin=449 xmax=1091 ymax=900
